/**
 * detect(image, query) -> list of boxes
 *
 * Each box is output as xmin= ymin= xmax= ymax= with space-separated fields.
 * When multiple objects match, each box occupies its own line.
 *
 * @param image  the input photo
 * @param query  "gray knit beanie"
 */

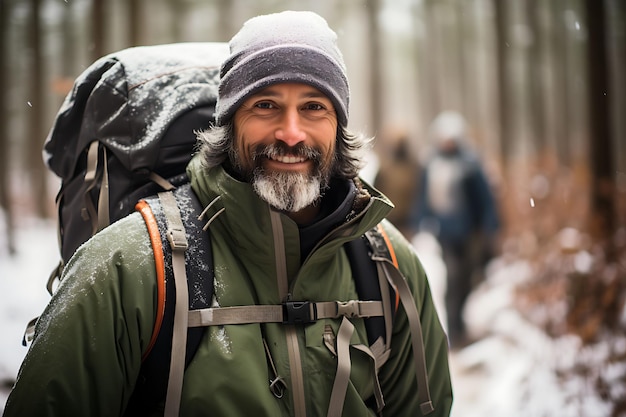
xmin=215 ymin=11 xmax=349 ymax=127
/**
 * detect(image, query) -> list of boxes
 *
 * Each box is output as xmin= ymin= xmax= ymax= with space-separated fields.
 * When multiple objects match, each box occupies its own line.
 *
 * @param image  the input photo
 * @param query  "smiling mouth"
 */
xmin=253 ymin=142 xmax=320 ymax=171
xmin=269 ymin=154 xmax=307 ymax=164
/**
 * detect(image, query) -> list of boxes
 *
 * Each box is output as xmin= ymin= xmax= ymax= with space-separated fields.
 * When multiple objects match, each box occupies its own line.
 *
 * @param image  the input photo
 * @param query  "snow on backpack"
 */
xmin=42 ymin=41 xmax=229 ymax=274
xmin=23 ymin=42 xmax=227 ymax=345
xmin=27 ymin=42 xmax=434 ymax=416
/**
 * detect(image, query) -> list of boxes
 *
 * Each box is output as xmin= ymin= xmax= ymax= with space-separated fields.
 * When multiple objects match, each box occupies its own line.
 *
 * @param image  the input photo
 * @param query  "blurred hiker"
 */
xmin=410 ymin=111 xmax=500 ymax=349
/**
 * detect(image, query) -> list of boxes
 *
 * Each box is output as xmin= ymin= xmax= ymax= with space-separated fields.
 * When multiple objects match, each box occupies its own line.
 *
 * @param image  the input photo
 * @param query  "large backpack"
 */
xmin=32 ymin=43 xmax=434 ymax=416
xmin=43 ymin=42 xmax=229 ymax=273
xmin=24 ymin=42 xmax=228 ymax=336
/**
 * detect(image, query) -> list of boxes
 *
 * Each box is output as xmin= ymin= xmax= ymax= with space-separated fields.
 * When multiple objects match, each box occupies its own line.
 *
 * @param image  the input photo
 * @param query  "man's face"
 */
xmin=232 ymin=83 xmax=338 ymax=212
xmin=438 ymin=136 xmax=460 ymax=154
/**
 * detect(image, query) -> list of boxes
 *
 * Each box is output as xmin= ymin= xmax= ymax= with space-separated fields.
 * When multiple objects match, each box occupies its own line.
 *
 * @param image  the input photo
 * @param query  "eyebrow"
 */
xmin=252 ymin=87 xmax=329 ymax=100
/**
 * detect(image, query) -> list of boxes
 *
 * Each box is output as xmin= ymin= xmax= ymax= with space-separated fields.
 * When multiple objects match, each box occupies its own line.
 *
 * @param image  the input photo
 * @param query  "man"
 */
xmin=410 ymin=110 xmax=500 ymax=349
xmin=5 ymin=11 xmax=452 ymax=416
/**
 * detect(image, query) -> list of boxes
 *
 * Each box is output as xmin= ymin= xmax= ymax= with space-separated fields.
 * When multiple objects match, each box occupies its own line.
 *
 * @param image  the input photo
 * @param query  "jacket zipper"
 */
xmin=301 ymin=198 xmax=374 ymax=266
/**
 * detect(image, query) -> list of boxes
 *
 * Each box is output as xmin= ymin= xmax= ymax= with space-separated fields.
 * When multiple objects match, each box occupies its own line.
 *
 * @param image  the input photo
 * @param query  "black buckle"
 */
xmin=282 ymin=301 xmax=317 ymax=325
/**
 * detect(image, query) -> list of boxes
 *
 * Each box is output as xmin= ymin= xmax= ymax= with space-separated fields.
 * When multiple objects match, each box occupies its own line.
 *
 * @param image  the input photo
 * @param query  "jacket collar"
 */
xmin=186 ymin=155 xmax=394 ymax=261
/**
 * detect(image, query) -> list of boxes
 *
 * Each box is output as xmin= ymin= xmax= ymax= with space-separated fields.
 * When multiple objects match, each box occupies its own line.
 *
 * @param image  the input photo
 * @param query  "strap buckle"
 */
xmin=167 ymin=227 xmax=189 ymax=251
xmin=335 ymin=300 xmax=360 ymax=318
xmin=282 ymin=301 xmax=317 ymax=325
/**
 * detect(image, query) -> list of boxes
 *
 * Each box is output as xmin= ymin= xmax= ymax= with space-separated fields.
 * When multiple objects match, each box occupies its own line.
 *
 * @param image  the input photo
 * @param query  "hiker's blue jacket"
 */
xmin=4 ymin=155 xmax=453 ymax=416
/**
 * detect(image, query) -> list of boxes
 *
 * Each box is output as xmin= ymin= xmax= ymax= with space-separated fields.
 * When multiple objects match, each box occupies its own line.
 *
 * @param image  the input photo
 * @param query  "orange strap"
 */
xmin=136 ymin=200 xmax=166 ymax=360
xmin=377 ymin=224 xmax=401 ymax=312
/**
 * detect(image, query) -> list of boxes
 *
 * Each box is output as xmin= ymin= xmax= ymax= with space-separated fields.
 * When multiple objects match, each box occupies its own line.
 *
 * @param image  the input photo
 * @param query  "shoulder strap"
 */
xmin=159 ymin=190 xmax=190 ymax=416
xmin=128 ymin=184 xmax=213 ymax=416
xmin=367 ymin=224 xmax=434 ymax=415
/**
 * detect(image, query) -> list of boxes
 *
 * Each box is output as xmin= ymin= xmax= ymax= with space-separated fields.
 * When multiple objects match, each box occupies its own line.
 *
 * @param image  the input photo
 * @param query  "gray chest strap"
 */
xmin=188 ymin=300 xmax=384 ymax=327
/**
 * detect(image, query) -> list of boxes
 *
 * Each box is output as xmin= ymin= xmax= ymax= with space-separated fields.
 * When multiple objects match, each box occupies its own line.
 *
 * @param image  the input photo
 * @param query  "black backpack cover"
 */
xmin=43 ymin=42 xmax=229 ymax=265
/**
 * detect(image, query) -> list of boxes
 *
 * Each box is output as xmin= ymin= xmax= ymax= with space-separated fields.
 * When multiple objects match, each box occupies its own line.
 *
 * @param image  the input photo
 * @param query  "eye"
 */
xmin=249 ymin=100 xmax=278 ymax=116
xmin=302 ymin=102 xmax=325 ymax=111
xmin=254 ymin=101 xmax=276 ymax=110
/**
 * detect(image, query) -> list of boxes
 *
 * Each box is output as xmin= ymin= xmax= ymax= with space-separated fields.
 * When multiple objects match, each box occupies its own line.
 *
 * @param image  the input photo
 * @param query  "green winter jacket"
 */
xmin=5 ymin=156 xmax=452 ymax=417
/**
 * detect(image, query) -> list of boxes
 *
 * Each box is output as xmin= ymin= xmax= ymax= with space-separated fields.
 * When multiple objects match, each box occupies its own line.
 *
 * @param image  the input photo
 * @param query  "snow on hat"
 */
xmin=215 ymin=11 xmax=350 ymax=127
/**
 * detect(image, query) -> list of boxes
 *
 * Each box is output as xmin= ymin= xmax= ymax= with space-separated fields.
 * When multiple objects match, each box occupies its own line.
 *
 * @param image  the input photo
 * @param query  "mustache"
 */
xmin=252 ymin=142 xmax=322 ymax=163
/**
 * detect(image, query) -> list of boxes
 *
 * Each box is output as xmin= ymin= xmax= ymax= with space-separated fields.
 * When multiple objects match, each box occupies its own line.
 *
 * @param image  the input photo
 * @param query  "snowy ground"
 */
xmin=0 ymin=217 xmax=60 ymax=411
xmin=1 ymin=219 xmax=623 ymax=415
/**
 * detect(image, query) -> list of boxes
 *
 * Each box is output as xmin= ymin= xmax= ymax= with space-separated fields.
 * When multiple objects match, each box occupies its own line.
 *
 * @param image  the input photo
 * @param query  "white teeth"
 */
xmin=272 ymin=155 xmax=305 ymax=164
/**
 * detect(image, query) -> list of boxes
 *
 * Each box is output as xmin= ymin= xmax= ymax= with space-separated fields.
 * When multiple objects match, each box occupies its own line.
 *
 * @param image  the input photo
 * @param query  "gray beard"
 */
xmin=252 ymin=169 xmax=322 ymax=212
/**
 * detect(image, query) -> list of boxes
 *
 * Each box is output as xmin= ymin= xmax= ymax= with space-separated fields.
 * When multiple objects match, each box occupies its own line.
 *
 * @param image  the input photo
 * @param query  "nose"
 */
xmin=275 ymin=108 xmax=306 ymax=146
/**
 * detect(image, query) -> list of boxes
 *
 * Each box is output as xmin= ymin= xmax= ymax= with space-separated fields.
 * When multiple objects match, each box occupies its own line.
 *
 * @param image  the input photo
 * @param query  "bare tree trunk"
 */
xmin=536 ymin=1 xmax=561 ymax=161
xmin=27 ymin=0 xmax=48 ymax=219
xmin=91 ymin=0 xmax=106 ymax=61
xmin=552 ymin=0 xmax=571 ymax=165
xmin=366 ymin=0 xmax=383 ymax=138
xmin=528 ymin=0 xmax=547 ymax=154
xmin=584 ymin=0 xmax=615 ymax=244
xmin=165 ymin=0 xmax=181 ymax=41
xmin=419 ymin=0 xmax=444 ymax=127
xmin=440 ymin=0 xmax=464 ymax=112
xmin=0 ymin=0 xmax=16 ymax=254
xmin=458 ymin=0 xmax=478 ymax=133
xmin=412 ymin=0 xmax=436 ymax=133
xmin=215 ymin=0 xmax=236 ymax=42
xmin=607 ymin=0 xmax=626 ymax=230
xmin=128 ymin=0 xmax=142 ymax=47
xmin=493 ymin=0 xmax=512 ymax=162
xmin=61 ymin=1 xmax=76 ymax=77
